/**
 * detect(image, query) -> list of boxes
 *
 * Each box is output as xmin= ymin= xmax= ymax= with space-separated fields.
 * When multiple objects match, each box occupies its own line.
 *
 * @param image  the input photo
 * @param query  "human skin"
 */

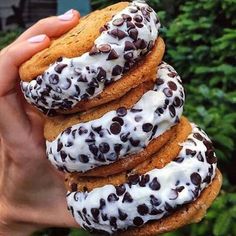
xmin=0 ymin=10 xmax=80 ymax=236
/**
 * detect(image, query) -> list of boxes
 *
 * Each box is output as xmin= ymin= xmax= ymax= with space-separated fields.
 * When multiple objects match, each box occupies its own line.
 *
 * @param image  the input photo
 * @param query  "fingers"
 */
xmin=0 ymin=35 xmax=50 ymax=96
xmin=13 ymin=10 xmax=80 ymax=45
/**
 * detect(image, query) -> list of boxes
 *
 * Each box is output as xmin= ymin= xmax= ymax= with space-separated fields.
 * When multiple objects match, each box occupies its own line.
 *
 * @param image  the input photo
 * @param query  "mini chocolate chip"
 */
xmin=174 ymin=157 xmax=184 ymax=163
xmin=142 ymin=123 xmax=153 ymax=132
xmin=120 ymin=133 xmax=129 ymax=143
xmin=124 ymin=52 xmax=134 ymax=60
xmin=60 ymin=151 xmax=67 ymax=161
xmin=89 ymin=144 xmax=98 ymax=156
xmin=147 ymin=6 xmax=153 ymax=12
xmin=107 ymin=193 xmax=119 ymax=202
xmin=165 ymin=202 xmax=174 ymax=212
xmin=129 ymin=7 xmax=138 ymax=13
xmin=79 ymin=154 xmax=89 ymax=163
xmin=130 ymin=138 xmax=140 ymax=147
xmin=78 ymin=126 xmax=88 ymax=135
xmin=163 ymin=88 xmax=173 ymax=97
xmin=150 ymin=195 xmax=161 ymax=206
xmin=65 ymin=141 xmax=73 ymax=147
xmin=112 ymin=117 xmax=124 ymax=126
xmin=86 ymin=86 xmax=95 ymax=96
xmin=116 ymin=107 xmax=127 ymax=117
xmin=133 ymin=217 xmax=144 ymax=226
xmin=124 ymin=41 xmax=136 ymax=51
xmin=156 ymin=107 xmax=164 ymax=115
xmin=149 ymin=177 xmax=161 ymax=190
xmin=134 ymin=14 xmax=143 ymax=22
xmin=64 ymin=127 xmax=72 ymax=135
xmin=115 ymin=184 xmax=126 ymax=196
xmin=110 ymin=122 xmax=121 ymax=135
xmin=149 ymin=208 xmax=164 ymax=215
xmin=49 ymin=74 xmax=59 ymax=85
xmin=110 ymin=29 xmax=127 ymax=40
xmin=169 ymin=105 xmax=176 ymax=118
xmin=140 ymin=39 xmax=147 ymax=49
xmin=173 ymin=97 xmax=181 ymax=107
xmin=139 ymin=174 xmax=150 ymax=187
xmin=131 ymin=108 xmax=143 ymax=113
xmin=137 ymin=204 xmax=149 ymax=216
xmin=114 ymin=143 xmax=122 ymax=154
xmin=71 ymin=183 xmax=77 ymax=192
xmin=135 ymin=115 xmax=142 ymax=122
xmin=206 ymin=152 xmax=217 ymax=164
xmin=168 ymin=81 xmax=177 ymax=91
xmin=110 ymin=217 xmax=117 ymax=229
xmin=113 ymin=18 xmax=124 ymax=26
xmin=99 ymin=142 xmax=110 ymax=154
xmin=122 ymin=192 xmax=133 ymax=203
xmin=57 ymin=140 xmax=63 ymax=152
xmin=107 ymin=49 xmax=119 ymax=60
xmin=74 ymin=85 xmax=80 ymax=95
xmin=128 ymin=174 xmax=139 ymax=185
xmin=118 ymin=209 xmax=128 ymax=221
xmin=101 ymin=213 xmax=108 ymax=221
xmin=112 ymin=65 xmax=123 ymax=76
xmin=176 ymin=186 xmax=185 ymax=192
xmin=97 ymin=67 xmax=106 ymax=82
xmin=77 ymin=74 xmax=88 ymax=83
xmin=122 ymin=13 xmax=132 ymax=21
xmin=89 ymin=45 xmax=100 ymax=56
xmin=98 ymin=44 xmax=111 ymax=53
xmin=190 ymin=172 xmax=202 ymax=185
xmin=92 ymin=126 xmax=102 ymax=134
xmin=128 ymin=28 xmax=138 ymax=40
xmin=91 ymin=208 xmax=99 ymax=219
xmin=197 ymin=152 xmax=204 ymax=162
xmin=82 ymin=208 xmax=87 ymax=214
xmin=95 ymin=153 xmax=106 ymax=162
xmin=126 ymin=21 xmax=135 ymax=29
xmin=193 ymin=132 xmax=204 ymax=141
xmin=168 ymin=72 xmax=177 ymax=78
xmin=135 ymin=22 xmax=144 ymax=28
xmin=203 ymin=176 xmax=211 ymax=184
xmin=186 ymin=149 xmax=197 ymax=156
xmin=55 ymin=63 xmax=67 ymax=74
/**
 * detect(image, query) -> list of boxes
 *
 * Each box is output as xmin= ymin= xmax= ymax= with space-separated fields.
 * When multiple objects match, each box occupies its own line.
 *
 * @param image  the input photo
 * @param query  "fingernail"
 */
xmin=58 ymin=9 xmax=74 ymax=21
xmin=28 ymin=34 xmax=47 ymax=43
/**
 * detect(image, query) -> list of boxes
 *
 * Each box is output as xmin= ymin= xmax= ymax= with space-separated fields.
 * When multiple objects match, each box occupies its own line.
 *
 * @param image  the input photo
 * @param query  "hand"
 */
xmin=0 ymin=10 xmax=80 ymax=236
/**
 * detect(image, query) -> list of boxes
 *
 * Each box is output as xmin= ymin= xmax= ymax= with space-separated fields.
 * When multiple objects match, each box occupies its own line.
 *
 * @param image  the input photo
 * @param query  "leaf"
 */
xmin=213 ymin=212 xmax=232 ymax=236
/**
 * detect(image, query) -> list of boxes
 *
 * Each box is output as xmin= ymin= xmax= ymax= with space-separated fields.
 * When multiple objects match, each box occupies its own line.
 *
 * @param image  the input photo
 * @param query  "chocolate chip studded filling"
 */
xmin=21 ymin=1 xmax=161 ymax=113
xmin=66 ymin=124 xmax=217 ymax=234
xmin=47 ymin=62 xmax=185 ymax=173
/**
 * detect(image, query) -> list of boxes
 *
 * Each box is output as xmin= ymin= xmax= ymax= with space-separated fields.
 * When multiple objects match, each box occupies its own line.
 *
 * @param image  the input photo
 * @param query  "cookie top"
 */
xmin=19 ymin=2 xmax=129 ymax=81
xmin=20 ymin=1 xmax=161 ymax=113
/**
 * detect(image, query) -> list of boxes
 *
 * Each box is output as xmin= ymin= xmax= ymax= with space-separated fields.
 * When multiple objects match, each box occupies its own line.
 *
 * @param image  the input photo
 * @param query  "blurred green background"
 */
xmin=1 ymin=0 xmax=235 ymax=235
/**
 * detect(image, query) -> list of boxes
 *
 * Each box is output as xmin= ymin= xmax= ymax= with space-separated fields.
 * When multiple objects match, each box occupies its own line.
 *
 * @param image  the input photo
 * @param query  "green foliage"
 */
xmin=0 ymin=29 xmax=22 ymax=50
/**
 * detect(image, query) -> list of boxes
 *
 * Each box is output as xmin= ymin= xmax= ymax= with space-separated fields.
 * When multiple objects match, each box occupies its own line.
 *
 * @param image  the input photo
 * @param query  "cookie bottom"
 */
xmin=121 ymin=169 xmax=222 ymax=236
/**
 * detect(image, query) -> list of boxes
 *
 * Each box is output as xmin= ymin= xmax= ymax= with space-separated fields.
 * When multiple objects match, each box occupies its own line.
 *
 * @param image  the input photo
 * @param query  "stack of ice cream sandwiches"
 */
xmin=19 ymin=1 xmax=222 ymax=235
